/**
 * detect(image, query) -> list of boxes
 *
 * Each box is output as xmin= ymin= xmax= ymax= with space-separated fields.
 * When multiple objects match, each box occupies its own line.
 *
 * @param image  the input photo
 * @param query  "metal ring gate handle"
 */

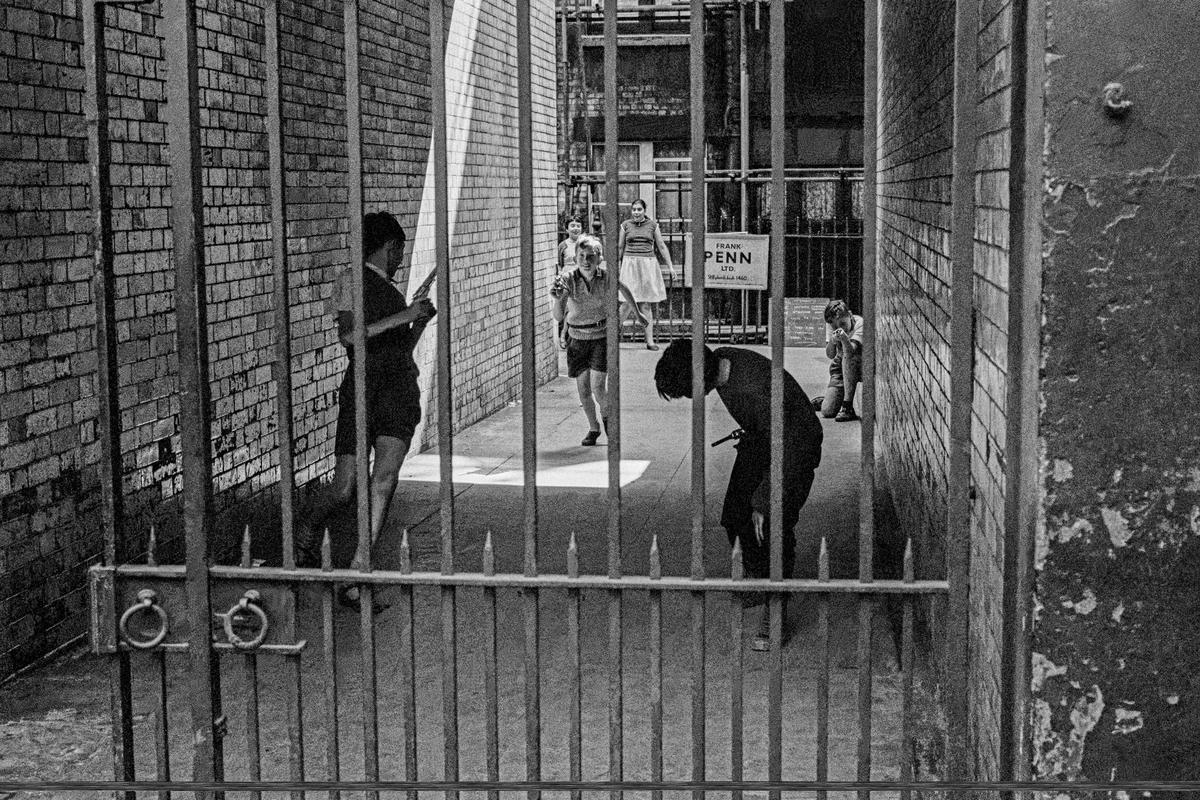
xmin=118 ymin=588 xmax=169 ymax=650
xmin=222 ymin=590 xmax=269 ymax=650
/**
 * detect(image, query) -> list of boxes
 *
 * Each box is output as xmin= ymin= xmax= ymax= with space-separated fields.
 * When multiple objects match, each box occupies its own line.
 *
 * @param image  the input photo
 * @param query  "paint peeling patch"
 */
xmin=1102 ymin=507 xmax=1133 ymax=547
xmin=1063 ymin=588 xmax=1098 ymax=615
xmin=1114 ymin=708 xmax=1144 ymax=735
xmin=1112 ymin=468 xmax=1123 ymax=484
xmin=1186 ymin=468 xmax=1200 ymax=492
xmin=1053 ymin=459 xmax=1074 ymax=482
xmin=1031 ymin=651 xmax=1069 ymax=692
xmin=1032 ymin=686 xmax=1106 ymax=779
xmin=1036 ymin=518 xmax=1095 ymax=571
xmin=1111 ymin=602 xmax=1125 ymax=623
xmin=1167 ymin=695 xmax=1179 ymax=705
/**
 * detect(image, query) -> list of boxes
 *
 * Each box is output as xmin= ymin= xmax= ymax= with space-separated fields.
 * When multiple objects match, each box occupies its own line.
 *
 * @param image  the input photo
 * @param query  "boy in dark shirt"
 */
xmin=654 ymin=340 xmax=823 ymax=650
xmin=298 ymin=212 xmax=436 ymax=609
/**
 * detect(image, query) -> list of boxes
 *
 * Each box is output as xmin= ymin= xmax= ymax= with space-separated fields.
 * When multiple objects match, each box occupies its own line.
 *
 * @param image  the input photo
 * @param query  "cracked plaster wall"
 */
xmin=1033 ymin=0 xmax=1200 ymax=779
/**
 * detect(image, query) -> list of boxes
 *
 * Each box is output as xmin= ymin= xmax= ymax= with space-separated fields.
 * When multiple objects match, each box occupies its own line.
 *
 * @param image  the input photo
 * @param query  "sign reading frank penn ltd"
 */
xmin=681 ymin=232 xmax=769 ymax=291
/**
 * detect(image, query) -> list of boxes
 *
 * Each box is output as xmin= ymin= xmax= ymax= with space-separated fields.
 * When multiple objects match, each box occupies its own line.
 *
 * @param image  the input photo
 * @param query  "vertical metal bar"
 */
xmin=649 ymin=537 xmax=663 ymax=800
xmin=855 ymin=599 xmax=874 ymax=792
xmin=264 ymin=7 xmax=306 ymax=794
xmin=858 ymin=0 xmax=881 ymax=791
xmin=688 ymin=4 xmax=707 ymax=799
xmin=163 ymin=0 xmax=224 ymax=791
xmin=153 ymin=650 xmax=171 ymax=800
xmin=946 ymin=0 xmax=978 ymax=778
xmin=82 ymin=5 xmax=136 ymax=796
xmin=241 ymin=531 xmax=262 ymax=800
xmin=399 ymin=531 xmax=418 ymax=800
xmin=482 ymin=534 xmax=500 ymax=800
xmin=146 ymin=530 xmax=170 ymax=800
xmin=900 ymin=540 xmax=916 ymax=799
xmin=1002 ymin=0 xmax=1043 ymax=784
xmin=602 ymin=3 xmax=623 ymax=798
xmin=517 ymin=2 xmax=541 ymax=795
xmin=266 ymin=0 xmax=296 ymax=570
xmin=603 ymin=0 xmax=621 ymax=571
xmin=342 ymin=2 xmax=378 ymax=795
xmin=729 ymin=543 xmax=744 ymax=800
xmin=567 ymin=534 xmax=582 ymax=800
xmin=344 ymin=0 xmax=370 ymax=581
xmin=431 ymin=0 xmax=455 ymax=554
xmin=816 ymin=539 xmax=830 ymax=800
xmin=430 ymin=3 xmax=459 ymax=792
xmin=767 ymin=2 xmax=786 ymax=798
xmin=320 ymin=530 xmax=341 ymax=800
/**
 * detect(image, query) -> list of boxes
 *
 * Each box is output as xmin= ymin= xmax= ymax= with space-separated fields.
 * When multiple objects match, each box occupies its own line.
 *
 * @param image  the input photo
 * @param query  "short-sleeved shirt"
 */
xmin=621 ymin=217 xmax=659 ymax=257
xmin=557 ymin=237 xmax=579 ymax=272
xmin=558 ymin=265 xmax=613 ymax=341
xmin=329 ymin=262 xmax=419 ymax=380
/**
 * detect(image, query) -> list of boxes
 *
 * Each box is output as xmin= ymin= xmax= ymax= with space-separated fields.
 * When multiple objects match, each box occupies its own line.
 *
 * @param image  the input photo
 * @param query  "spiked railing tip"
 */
xmin=567 ymin=531 xmax=579 ymax=579
xmin=903 ymin=537 xmax=915 ymax=583
xmin=146 ymin=524 xmax=157 ymax=567
xmin=818 ymin=536 xmax=830 ymax=582
xmin=482 ymin=530 xmax=495 ymax=576
xmin=730 ymin=538 xmax=743 ymax=580
xmin=649 ymin=534 xmax=661 ymax=580
xmin=399 ymin=528 xmax=412 ymax=574
xmin=320 ymin=527 xmax=332 ymax=571
xmin=241 ymin=524 xmax=252 ymax=568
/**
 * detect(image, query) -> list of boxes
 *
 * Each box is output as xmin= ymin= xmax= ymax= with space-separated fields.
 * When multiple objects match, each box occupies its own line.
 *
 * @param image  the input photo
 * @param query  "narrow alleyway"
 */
xmin=1 ymin=345 xmax=905 ymax=798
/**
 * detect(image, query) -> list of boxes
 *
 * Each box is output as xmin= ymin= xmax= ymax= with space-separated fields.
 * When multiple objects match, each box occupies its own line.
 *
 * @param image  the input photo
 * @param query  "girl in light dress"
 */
xmin=617 ymin=199 xmax=677 ymax=350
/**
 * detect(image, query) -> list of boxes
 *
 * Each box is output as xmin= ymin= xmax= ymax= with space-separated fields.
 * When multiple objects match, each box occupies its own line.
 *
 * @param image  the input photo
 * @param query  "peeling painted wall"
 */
xmin=1034 ymin=0 xmax=1200 ymax=779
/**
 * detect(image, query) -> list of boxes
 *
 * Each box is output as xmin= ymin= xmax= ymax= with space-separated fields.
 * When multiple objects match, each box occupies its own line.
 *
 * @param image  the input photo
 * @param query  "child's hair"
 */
xmin=575 ymin=234 xmax=603 ymax=257
xmin=654 ymin=339 xmax=719 ymax=400
xmin=364 ymin=211 xmax=406 ymax=256
xmin=631 ymin=198 xmax=647 ymax=212
xmin=566 ymin=215 xmax=583 ymax=227
xmin=823 ymin=299 xmax=851 ymax=323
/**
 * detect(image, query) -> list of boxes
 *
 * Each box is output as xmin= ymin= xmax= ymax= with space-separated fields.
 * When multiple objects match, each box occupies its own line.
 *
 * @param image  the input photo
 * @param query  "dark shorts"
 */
xmin=566 ymin=336 xmax=608 ymax=378
xmin=334 ymin=371 xmax=421 ymax=455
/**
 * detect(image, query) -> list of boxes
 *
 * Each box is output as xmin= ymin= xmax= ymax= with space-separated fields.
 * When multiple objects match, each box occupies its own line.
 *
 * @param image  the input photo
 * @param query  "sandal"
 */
xmin=645 ymin=344 xmax=660 ymax=351
xmin=581 ymin=429 xmax=601 ymax=446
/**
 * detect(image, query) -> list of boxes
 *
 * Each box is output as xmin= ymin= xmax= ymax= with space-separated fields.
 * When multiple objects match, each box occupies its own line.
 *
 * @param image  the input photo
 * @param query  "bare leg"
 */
xmin=640 ymin=302 xmax=657 ymax=348
xmin=618 ymin=300 xmax=634 ymax=340
xmin=307 ymin=453 xmax=357 ymax=536
xmin=589 ymin=369 xmax=609 ymax=422
xmin=348 ymin=434 xmax=410 ymax=573
xmin=843 ymin=352 xmax=861 ymax=410
xmin=576 ymin=371 xmax=600 ymax=431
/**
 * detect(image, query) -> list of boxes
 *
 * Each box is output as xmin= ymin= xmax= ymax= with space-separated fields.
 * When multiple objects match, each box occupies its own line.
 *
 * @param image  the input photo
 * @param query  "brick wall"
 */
xmin=875 ymin=0 xmax=955 ymax=580
xmin=875 ymin=0 xmax=1016 ymax=778
xmin=967 ymin=0 xmax=1015 ymax=779
xmin=0 ymin=0 xmax=559 ymax=679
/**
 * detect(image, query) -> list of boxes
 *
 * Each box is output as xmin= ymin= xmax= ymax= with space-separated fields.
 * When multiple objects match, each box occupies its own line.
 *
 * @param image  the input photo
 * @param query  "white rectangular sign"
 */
xmin=682 ymin=232 xmax=770 ymax=290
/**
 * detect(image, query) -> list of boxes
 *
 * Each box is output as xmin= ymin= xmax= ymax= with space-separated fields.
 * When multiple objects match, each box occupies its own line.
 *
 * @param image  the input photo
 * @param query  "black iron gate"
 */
xmin=78 ymin=0 xmax=955 ymax=797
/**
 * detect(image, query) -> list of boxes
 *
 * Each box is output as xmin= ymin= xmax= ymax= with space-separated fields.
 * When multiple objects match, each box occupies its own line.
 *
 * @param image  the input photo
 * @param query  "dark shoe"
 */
xmin=581 ymin=429 xmax=601 ymax=446
xmin=835 ymin=406 xmax=859 ymax=422
xmin=646 ymin=344 xmax=660 ymax=351
xmin=338 ymin=586 xmax=388 ymax=614
xmin=811 ymin=395 xmax=824 ymax=410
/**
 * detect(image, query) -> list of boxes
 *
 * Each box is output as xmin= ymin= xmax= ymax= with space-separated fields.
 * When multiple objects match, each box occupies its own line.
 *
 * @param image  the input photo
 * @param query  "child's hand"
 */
xmin=414 ymin=297 xmax=437 ymax=320
xmin=551 ymin=274 xmax=567 ymax=297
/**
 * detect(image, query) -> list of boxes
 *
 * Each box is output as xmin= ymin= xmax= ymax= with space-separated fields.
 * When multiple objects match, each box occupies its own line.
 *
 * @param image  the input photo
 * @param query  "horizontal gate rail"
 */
xmin=94 ymin=563 xmax=948 ymax=594
xmin=4 ymin=780 xmax=1199 ymax=794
